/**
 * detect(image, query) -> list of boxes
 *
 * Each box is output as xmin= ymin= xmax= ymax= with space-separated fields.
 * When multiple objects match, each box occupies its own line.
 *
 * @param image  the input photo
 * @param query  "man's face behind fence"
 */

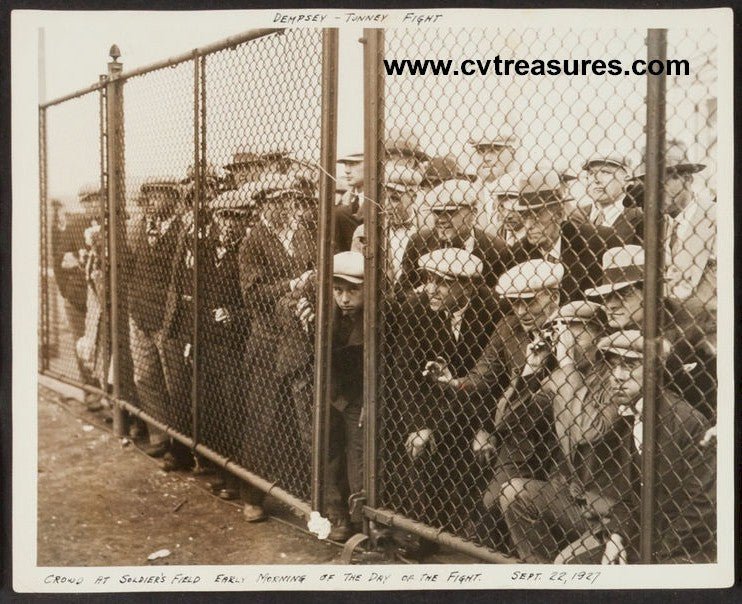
xmin=586 ymin=165 xmax=627 ymax=205
xmin=522 ymin=205 xmax=562 ymax=248
xmin=604 ymin=284 xmax=644 ymax=330
xmin=477 ymin=146 xmax=515 ymax=182
xmin=511 ymin=288 xmax=558 ymax=332
xmin=607 ymin=354 xmax=644 ymax=405
xmin=433 ymin=207 xmax=473 ymax=242
xmin=424 ymin=273 xmax=472 ymax=313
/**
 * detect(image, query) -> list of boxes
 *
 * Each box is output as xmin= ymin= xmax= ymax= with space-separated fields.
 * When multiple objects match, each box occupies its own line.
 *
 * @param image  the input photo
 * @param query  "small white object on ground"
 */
xmin=307 ymin=511 xmax=331 ymax=540
xmin=147 ymin=549 xmax=171 ymax=561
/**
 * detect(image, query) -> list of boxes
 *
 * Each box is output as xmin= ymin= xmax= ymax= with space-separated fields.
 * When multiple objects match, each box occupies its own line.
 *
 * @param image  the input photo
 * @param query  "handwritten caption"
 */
xmin=43 ymin=568 xmax=602 ymax=589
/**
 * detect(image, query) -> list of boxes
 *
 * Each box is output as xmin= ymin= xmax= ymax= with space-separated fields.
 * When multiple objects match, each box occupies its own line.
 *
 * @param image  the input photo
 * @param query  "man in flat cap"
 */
xmin=398 ymin=178 xmax=511 ymax=292
xmin=384 ymin=247 xmax=502 ymax=551
xmin=487 ymin=173 xmax=526 ymax=246
xmin=585 ymin=245 xmax=716 ymax=421
xmin=432 ymin=259 xmax=563 ymax=457
xmin=507 ymin=168 xmax=622 ymax=301
xmin=469 ymin=125 xmax=520 ymax=234
xmin=385 ymin=128 xmax=429 ymax=187
xmin=501 ymin=329 xmax=715 ymax=564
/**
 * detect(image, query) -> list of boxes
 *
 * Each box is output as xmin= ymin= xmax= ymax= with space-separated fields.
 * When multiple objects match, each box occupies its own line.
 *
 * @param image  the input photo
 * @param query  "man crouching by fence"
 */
xmin=499 ymin=329 xmax=716 ymax=564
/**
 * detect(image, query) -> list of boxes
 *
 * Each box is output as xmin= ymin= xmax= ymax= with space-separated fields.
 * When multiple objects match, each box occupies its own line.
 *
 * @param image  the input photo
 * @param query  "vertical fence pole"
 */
xmin=311 ymin=28 xmax=339 ymax=515
xmin=191 ymin=54 xmax=202 ymax=449
xmin=38 ymin=106 xmax=49 ymax=371
xmin=362 ymin=28 xmax=385 ymax=513
xmin=98 ymin=75 xmax=110 ymax=398
xmin=106 ymin=46 xmax=126 ymax=437
xmin=640 ymin=28 xmax=667 ymax=564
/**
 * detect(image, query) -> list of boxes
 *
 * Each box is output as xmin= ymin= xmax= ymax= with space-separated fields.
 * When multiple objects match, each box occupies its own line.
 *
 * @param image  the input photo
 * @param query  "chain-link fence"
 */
xmin=39 ymin=25 xmax=717 ymax=564
xmin=40 ymin=87 xmax=109 ymax=405
xmin=362 ymin=27 xmax=717 ymax=564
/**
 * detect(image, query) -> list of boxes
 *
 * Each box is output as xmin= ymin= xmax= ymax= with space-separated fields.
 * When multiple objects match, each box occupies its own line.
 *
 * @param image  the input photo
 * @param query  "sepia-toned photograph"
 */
xmin=11 ymin=7 xmax=734 ymax=593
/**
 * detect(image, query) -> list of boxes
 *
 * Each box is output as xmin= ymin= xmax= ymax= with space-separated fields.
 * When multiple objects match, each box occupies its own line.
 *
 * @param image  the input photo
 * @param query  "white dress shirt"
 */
xmin=589 ymin=197 xmax=625 ymax=227
xmin=618 ymin=397 xmax=643 ymax=454
xmin=448 ymin=302 xmax=470 ymax=342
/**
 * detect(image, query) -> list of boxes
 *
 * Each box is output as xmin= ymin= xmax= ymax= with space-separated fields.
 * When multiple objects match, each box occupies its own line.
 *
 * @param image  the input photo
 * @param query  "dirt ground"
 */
xmin=37 ymin=384 xmax=343 ymax=566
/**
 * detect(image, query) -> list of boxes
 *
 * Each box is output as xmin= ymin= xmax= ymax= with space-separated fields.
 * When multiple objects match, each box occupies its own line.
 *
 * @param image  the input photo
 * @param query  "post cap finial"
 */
xmin=109 ymin=44 xmax=121 ymax=62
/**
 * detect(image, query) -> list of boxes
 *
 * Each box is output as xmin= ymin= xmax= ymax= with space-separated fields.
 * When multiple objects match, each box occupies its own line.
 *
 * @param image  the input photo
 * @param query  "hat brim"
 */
xmin=512 ymin=198 xmax=563 ymax=212
xmin=584 ymin=280 xmax=640 ymax=298
xmin=424 ymin=267 xmax=476 ymax=281
xmin=543 ymin=315 xmax=599 ymax=328
xmin=430 ymin=205 xmax=473 ymax=213
xmin=495 ymin=288 xmax=537 ymax=299
xmin=338 ymin=158 xmax=364 ymax=165
xmin=582 ymin=159 xmax=627 ymax=171
xmin=333 ymin=274 xmax=364 ymax=285
xmin=600 ymin=347 xmax=643 ymax=359
xmin=631 ymin=163 xmax=706 ymax=180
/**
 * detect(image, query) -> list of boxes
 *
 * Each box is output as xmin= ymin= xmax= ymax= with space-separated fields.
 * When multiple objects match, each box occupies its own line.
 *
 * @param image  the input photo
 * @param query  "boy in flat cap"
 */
xmin=280 ymin=251 xmax=366 ymax=541
xmin=500 ymin=329 xmax=715 ymax=564
xmin=398 ymin=178 xmax=511 ymax=292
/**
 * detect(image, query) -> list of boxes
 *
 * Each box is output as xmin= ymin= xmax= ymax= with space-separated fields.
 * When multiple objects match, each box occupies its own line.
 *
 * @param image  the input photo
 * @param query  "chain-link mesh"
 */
xmin=196 ymin=29 xmax=324 ymax=504
xmin=42 ymin=90 xmax=108 ymax=397
xmin=371 ymin=27 xmax=717 ymax=563
xmin=119 ymin=62 xmax=196 ymax=440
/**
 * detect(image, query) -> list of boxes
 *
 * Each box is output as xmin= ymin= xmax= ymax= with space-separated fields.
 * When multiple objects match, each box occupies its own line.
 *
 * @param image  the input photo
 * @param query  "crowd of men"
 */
xmin=50 ymin=126 xmax=717 ymax=563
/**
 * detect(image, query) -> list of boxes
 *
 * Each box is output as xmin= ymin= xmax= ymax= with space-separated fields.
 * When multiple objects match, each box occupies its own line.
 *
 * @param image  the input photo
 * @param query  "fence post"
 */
xmin=311 ymin=28 xmax=339 ymax=516
xmin=361 ymin=28 xmax=385 ymax=514
xmin=98 ymin=74 xmax=110 ymax=406
xmin=640 ymin=28 xmax=667 ymax=564
xmin=106 ymin=45 xmax=127 ymax=438
xmin=38 ymin=106 xmax=49 ymax=371
xmin=190 ymin=53 xmax=202 ymax=450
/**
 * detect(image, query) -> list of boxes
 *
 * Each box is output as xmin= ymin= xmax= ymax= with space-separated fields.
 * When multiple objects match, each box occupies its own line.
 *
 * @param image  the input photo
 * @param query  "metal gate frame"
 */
xmin=38 ymin=27 xmax=340 ymax=521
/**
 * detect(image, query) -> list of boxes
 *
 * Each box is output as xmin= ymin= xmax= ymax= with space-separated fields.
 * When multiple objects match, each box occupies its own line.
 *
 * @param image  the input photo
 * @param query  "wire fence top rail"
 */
xmin=40 ymin=27 xmax=284 ymax=109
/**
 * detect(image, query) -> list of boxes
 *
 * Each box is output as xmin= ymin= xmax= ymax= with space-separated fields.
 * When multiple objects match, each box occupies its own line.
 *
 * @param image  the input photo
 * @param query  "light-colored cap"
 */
xmin=632 ymin=138 xmax=706 ymax=180
xmin=495 ymin=260 xmax=564 ymax=298
xmin=597 ymin=329 xmax=670 ymax=360
xmin=419 ymin=248 xmax=484 ymax=280
xmin=544 ymin=300 xmax=605 ymax=327
xmin=469 ymin=124 xmax=519 ymax=149
xmin=513 ymin=169 xmax=565 ymax=211
xmin=490 ymin=173 xmax=522 ymax=197
xmin=385 ymin=127 xmax=430 ymax=161
xmin=584 ymin=245 xmax=644 ymax=298
xmin=333 ymin=251 xmax=365 ymax=284
xmin=582 ymin=152 xmax=631 ymax=171
xmin=338 ymin=152 xmax=364 ymax=164
xmin=424 ymin=178 xmax=477 ymax=212
xmin=78 ymin=182 xmax=103 ymax=201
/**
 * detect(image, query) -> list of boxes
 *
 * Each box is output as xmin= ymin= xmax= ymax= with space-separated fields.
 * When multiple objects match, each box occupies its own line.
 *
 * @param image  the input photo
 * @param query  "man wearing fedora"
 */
xmin=507 ymin=167 xmax=623 ymax=302
xmin=585 ymin=244 xmax=716 ymax=420
xmin=384 ymin=247 xmax=501 ymax=552
xmin=236 ymin=178 xmax=318 ymax=521
xmin=398 ymin=178 xmax=511 ymax=292
xmin=223 ymin=150 xmax=266 ymax=190
xmin=499 ymin=328 xmax=715 ymax=564
xmin=633 ymin=139 xmax=716 ymax=318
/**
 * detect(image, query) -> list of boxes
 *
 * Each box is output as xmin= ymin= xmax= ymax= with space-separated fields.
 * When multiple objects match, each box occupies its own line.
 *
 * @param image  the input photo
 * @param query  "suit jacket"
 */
xmin=384 ymin=288 xmax=503 ymax=432
xmin=570 ymin=198 xmax=644 ymax=245
xmin=237 ymin=221 xmax=316 ymax=325
xmin=127 ymin=214 xmax=182 ymax=334
xmin=553 ymin=385 xmax=715 ymax=562
xmin=398 ymin=227 xmax=511 ymax=290
xmin=52 ymin=211 xmax=94 ymax=310
xmin=507 ymin=220 xmax=622 ymax=302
